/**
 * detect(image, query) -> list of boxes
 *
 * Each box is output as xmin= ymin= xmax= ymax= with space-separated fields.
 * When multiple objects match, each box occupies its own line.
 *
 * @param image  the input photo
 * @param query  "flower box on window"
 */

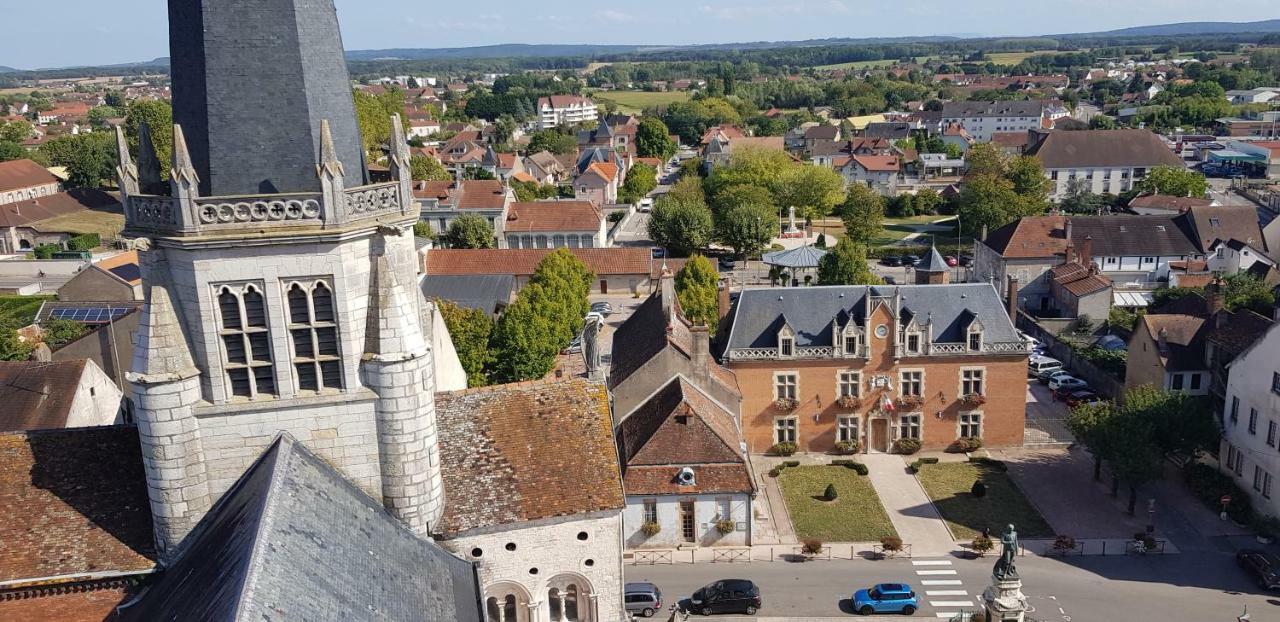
xmin=836 ymin=395 xmax=861 ymax=409
xmin=774 ymin=397 xmax=799 ymax=411
xmin=715 ymin=519 xmax=736 ymax=535
xmin=641 ymin=521 xmax=661 ymax=537
xmin=961 ymin=393 xmax=987 ymax=406
xmin=896 ymin=395 xmax=923 ymax=410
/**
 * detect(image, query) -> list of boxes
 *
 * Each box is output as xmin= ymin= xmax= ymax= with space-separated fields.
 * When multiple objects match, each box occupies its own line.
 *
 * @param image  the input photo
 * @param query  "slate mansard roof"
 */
xmin=120 ymin=434 xmax=482 ymax=622
xmin=723 ymin=284 xmax=1021 ymax=353
xmin=434 ymin=379 xmax=625 ymax=536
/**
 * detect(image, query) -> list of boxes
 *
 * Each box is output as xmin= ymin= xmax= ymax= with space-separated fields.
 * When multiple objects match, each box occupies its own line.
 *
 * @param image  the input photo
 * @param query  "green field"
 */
xmin=814 ymin=56 xmax=935 ymax=71
xmin=986 ymin=51 xmax=1056 ymax=65
xmin=592 ymin=90 xmax=690 ymax=113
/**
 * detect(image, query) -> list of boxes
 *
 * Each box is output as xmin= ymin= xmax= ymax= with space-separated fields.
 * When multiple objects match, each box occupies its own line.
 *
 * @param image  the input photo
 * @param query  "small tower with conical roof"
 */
xmin=914 ymin=245 xmax=951 ymax=285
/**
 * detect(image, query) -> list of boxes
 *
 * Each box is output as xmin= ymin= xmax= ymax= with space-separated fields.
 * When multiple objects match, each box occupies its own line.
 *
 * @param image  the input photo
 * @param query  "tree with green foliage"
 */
xmin=817 ymin=237 xmax=879 ymax=286
xmin=1223 ymin=273 xmax=1276 ymax=314
xmin=838 ymin=184 xmax=885 ymax=245
xmin=0 ymin=326 xmax=33 ymax=361
xmin=635 ymin=116 xmax=677 ymax=160
xmin=87 ymin=105 xmax=121 ymax=128
xmin=704 ymin=146 xmax=792 ymax=210
xmin=956 ymin=174 xmax=1022 ymax=235
xmin=525 ymin=128 xmax=578 ymax=155
xmin=410 ymin=154 xmax=450 ymax=181
xmin=124 ymin=99 xmax=173 ymax=166
xmin=0 ymin=141 xmax=23 ymax=162
xmin=39 ymin=132 xmax=116 ymax=188
xmin=619 ymin=162 xmax=658 ymax=204
xmin=963 ymin=143 xmax=1007 ymax=178
xmin=511 ymin=179 xmax=561 ymax=203
xmin=1138 ymin=165 xmax=1208 ymax=198
xmin=440 ymin=214 xmax=495 ymax=249
xmin=435 ymin=298 xmax=494 ymax=387
xmin=40 ymin=317 xmax=87 ymax=349
xmin=528 ymin=248 xmax=594 ymax=345
xmin=0 ymin=119 xmax=33 ymax=143
xmin=1006 ymin=155 xmax=1051 ymax=201
xmin=665 ymin=176 xmax=705 ymax=204
xmin=776 ymin=165 xmax=846 ymax=222
xmin=489 ymin=287 xmax=562 ymax=382
xmin=412 ymin=221 xmax=434 ymax=239
xmin=648 ymin=193 xmax=714 ymax=256
xmin=352 ymin=89 xmax=406 ymax=159
xmin=712 ymin=184 xmax=778 ymax=259
xmin=674 ymin=255 xmax=720 ymax=326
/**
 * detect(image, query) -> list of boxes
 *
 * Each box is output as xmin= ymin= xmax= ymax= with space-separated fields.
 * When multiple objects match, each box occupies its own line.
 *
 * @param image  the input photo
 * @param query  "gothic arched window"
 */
xmin=215 ymin=283 xmax=276 ymax=399
xmin=286 ymin=280 xmax=343 ymax=393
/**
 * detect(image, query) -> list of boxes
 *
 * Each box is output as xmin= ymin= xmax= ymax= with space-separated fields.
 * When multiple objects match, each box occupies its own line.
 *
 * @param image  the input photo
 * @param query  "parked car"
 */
xmin=1237 ymin=550 xmax=1280 ymax=590
xmin=1028 ymin=356 xmax=1063 ymax=379
xmin=902 ymin=254 xmax=921 ymax=266
xmin=1049 ymin=376 xmax=1088 ymax=392
xmin=1052 ymin=384 xmax=1085 ymax=401
xmin=880 ymin=255 xmax=904 ymax=267
xmin=638 ymin=198 xmax=654 ymax=212
xmin=688 ymin=579 xmax=762 ymax=616
xmin=624 ymin=582 xmax=663 ymax=617
xmin=882 ymin=275 xmax=897 ymax=285
xmin=590 ymin=302 xmax=614 ymax=316
xmin=852 ymin=583 xmax=918 ymax=616
xmin=1017 ymin=331 xmax=1040 ymax=353
xmin=944 ymin=255 xmax=959 ymax=267
xmin=718 ymin=256 xmax=738 ymax=271
xmin=1037 ymin=369 xmax=1072 ymax=385
xmin=1064 ymin=391 xmax=1104 ymax=408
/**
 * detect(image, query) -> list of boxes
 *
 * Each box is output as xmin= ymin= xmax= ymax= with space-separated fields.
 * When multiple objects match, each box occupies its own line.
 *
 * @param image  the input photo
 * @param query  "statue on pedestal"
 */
xmin=993 ymin=524 xmax=1019 ymax=581
xmin=983 ymin=524 xmax=1029 ymax=622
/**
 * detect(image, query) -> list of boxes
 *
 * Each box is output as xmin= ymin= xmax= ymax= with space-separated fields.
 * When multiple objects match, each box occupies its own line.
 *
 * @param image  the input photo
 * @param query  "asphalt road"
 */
xmin=626 ymin=550 xmax=1273 ymax=621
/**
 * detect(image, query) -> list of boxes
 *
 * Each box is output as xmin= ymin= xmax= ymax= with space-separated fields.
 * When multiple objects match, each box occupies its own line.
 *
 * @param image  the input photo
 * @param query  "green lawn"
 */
xmin=777 ymin=465 xmax=898 ymax=542
xmin=814 ymin=56 xmax=936 ymax=71
xmin=593 ymin=90 xmax=690 ymax=113
xmin=986 ymin=51 xmax=1055 ymax=65
xmin=0 ymin=295 xmax=53 ymax=327
xmin=915 ymin=462 xmax=1053 ymax=540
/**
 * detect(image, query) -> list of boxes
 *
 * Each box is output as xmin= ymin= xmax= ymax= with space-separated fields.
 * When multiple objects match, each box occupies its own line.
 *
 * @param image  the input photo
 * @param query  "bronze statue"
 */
xmin=993 ymin=523 xmax=1019 ymax=580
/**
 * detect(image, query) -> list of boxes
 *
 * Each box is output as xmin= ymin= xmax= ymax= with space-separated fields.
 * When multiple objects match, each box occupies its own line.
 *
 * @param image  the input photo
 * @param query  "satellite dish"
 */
xmin=676 ymin=467 xmax=695 ymax=486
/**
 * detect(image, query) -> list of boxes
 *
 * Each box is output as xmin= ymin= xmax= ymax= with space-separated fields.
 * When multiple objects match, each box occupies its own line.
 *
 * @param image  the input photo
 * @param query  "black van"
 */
xmin=689 ymin=579 xmax=762 ymax=615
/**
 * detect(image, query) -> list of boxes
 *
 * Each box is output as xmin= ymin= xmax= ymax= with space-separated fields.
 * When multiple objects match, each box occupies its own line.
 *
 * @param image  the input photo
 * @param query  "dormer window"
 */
xmin=780 ymin=337 xmax=794 ymax=357
xmin=906 ymin=332 xmax=921 ymax=354
xmin=967 ymin=319 xmax=984 ymax=351
xmin=844 ymin=334 xmax=861 ymax=355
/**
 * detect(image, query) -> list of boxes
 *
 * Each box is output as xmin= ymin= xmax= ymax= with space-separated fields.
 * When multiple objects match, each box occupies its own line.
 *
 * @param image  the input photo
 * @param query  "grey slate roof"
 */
xmin=916 ymin=246 xmax=948 ymax=273
xmin=762 ymin=245 xmax=828 ymax=269
xmin=1028 ymin=129 xmax=1183 ymax=170
xmin=169 ymin=0 xmax=368 ymax=195
xmin=941 ymin=100 xmax=1044 ymax=119
xmin=1071 ymin=214 xmax=1200 ymax=258
xmin=421 ymin=274 xmax=514 ymax=315
xmin=724 ymin=284 xmax=1020 ymax=351
xmin=120 ymin=433 xmax=482 ymax=622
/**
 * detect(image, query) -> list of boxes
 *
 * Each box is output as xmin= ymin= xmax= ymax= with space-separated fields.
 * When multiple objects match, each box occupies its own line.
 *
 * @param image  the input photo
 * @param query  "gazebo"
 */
xmin=762 ymin=245 xmax=827 ymax=286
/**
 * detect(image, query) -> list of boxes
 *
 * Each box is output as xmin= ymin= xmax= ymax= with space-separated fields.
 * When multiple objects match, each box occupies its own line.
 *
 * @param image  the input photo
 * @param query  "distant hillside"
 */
xmin=1076 ymin=19 xmax=1280 ymax=37
xmin=0 ymin=66 xmax=17 ymax=73
xmin=344 ymin=44 xmax=647 ymax=61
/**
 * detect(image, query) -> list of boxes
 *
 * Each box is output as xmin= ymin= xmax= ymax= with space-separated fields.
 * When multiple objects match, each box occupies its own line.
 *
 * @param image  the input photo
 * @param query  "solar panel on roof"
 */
xmin=45 ymin=305 xmax=133 ymax=324
xmin=108 ymin=264 xmax=142 ymax=283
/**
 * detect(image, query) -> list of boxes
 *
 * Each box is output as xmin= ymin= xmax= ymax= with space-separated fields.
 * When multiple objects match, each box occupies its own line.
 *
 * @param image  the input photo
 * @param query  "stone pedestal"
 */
xmin=982 ymin=575 xmax=1029 ymax=622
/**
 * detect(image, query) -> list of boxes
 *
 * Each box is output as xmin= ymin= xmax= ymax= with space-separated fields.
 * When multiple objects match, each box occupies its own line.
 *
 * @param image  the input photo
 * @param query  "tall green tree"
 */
xmin=528 ymin=248 xmax=594 ymax=345
xmin=713 ymin=184 xmax=778 ymax=258
xmin=648 ymin=194 xmax=714 ymax=256
xmin=704 ymin=145 xmax=792 ymax=209
xmin=352 ymin=89 xmax=406 ymax=159
xmin=635 ymin=116 xmax=677 ymax=160
xmin=435 ymin=298 xmax=494 ymax=387
xmin=838 ymin=184 xmax=885 ymax=245
xmin=490 ymin=287 xmax=561 ymax=382
xmin=0 ymin=119 xmax=32 ymax=143
xmin=441 ymin=214 xmax=495 ymax=249
xmin=410 ymin=154 xmax=450 ymax=181
xmin=963 ymin=143 xmax=1006 ymax=178
xmin=674 ymin=255 xmax=720 ymax=327
xmin=0 ymin=141 xmax=23 ymax=162
xmin=1223 ymin=272 xmax=1276 ymax=314
xmin=817 ymin=237 xmax=879 ymax=285
xmin=776 ymin=165 xmax=846 ymax=222
xmin=124 ymin=100 xmax=173 ymax=166
xmin=40 ymin=132 xmax=116 ymax=188
xmin=1138 ymin=165 xmax=1208 ymax=198
xmin=525 ymin=128 xmax=577 ymax=155
xmin=619 ymin=162 xmax=658 ymax=204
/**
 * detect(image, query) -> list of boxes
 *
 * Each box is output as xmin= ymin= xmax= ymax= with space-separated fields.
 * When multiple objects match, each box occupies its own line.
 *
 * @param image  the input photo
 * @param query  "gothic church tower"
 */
xmin=123 ymin=0 xmax=443 ymax=557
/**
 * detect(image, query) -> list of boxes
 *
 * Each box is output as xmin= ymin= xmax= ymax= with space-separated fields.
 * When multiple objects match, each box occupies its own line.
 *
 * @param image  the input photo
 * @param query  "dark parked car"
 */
xmin=718 ymin=256 xmax=738 ymax=270
xmin=1237 ymin=550 xmax=1280 ymax=589
xmin=958 ymin=255 xmax=973 ymax=266
xmin=1064 ymin=391 xmax=1103 ymax=408
xmin=688 ymin=579 xmax=762 ymax=615
xmin=880 ymin=255 xmax=904 ymax=267
xmin=882 ymin=275 xmax=897 ymax=285
xmin=902 ymin=254 xmax=921 ymax=266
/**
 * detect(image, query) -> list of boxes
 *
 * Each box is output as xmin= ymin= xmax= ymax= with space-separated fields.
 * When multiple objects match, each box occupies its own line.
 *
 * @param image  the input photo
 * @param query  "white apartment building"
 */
xmin=1029 ymin=129 xmax=1186 ymax=200
xmin=538 ymin=95 xmax=598 ymax=129
xmin=1222 ymin=322 xmax=1280 ymax=521
xmin=939 ymin=100 xmax=1045 ymax=142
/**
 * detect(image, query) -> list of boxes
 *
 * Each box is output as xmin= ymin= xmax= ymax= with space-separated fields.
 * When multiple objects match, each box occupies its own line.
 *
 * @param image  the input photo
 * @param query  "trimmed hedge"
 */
xmin=782 ymin=460 xmax=801 ymax=468
xmin=969 ymin=456 xmax=1008 ymax=472
xmin=66 ymin=233 xmax=101 ymax=251
xmin=830 ymin=459 xmax=869 ymax=475
xmin=1183 ymin=463 xmax=1251 ymax=523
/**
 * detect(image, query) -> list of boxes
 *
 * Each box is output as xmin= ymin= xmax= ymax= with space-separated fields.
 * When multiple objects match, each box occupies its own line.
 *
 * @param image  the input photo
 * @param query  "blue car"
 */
xmin=853 ymin=583 xmax=918 ymax=616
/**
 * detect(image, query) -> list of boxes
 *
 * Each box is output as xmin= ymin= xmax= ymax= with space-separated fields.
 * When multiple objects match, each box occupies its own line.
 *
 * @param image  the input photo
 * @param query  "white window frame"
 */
xmin=959 ymin=411 xmax=983 ymax=438
xmin=774 ymin=372 xmax=798 ymax=401
xmin=897 ymin=413 xmax=922 ymax=440
xmin=643 ymin=499 xmax=658 ymax=524
xmin=774 ymin=416 xmax=798 ymax=444
xmin=837 ymin=415 xmax=860 ymax=443
xmin=960 ymin=367 xmax=985 ymax=397
xmin=899 ymin=368 xmax=924 ymax=397
xmin=837 ymin=370 xmax=862 ymax=398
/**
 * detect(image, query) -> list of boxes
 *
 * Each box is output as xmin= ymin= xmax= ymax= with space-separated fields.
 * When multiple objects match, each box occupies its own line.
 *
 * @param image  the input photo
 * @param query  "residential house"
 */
xmin=1027 ymin=129 xmax=1185 ymax=200
xmin=840 ymin=154 xmax=902 ymax=195
xmin=0 ymin=158 xmax=61 ymax=206
xmin=524 ymin=150 xmax=570 ymax=185
xmin=407 ymin=116 xmax=440 ymax=138
xmin=939 ymin=100 xmax=1046 ymax=142
xmin=990 ymin=131 xmax=1033 ymax=156
xmin=119 ymin=433 xmax=484 ymax=622
xmin=864 ymin=122 xmax=912 ymax=141
xmin=1125 ymin=313 xmax=1210 ymax=395
xmin=0 ymin=359 xmax=125 ymax=431
xmin=1127 ymin=194 xmax=1215 ymax=215
xmin=413 ymin=178 xmax=514 ymax=237
xmin=502 ymin=199 xmax=607 ymax=249
xmin=57 ymin=250 xmax=144 ymax=302
xmin=1220 ymin=319 xmax=1280 ymax=520
xmin=435 ymin=380 xmax=625 ymax=622
xmin=1225 ymin=88 xmax=1280 ymax=105
xmin=424 ymin=247 xmax=686 ymax=295
xmin=0 ymin=188 xmax=121 ymax=254
xmin=1046 ymin=245 xmax=1113 ymax=321
xmin=575 ymin=161 xmax=620 ymax=206
xmin=480 ymin=146 xmax=525 ymax=181
xmin=803 ymin=124 xmax=841 ymax=153
xmin=941 ymin=123 xmax=975 ymax=153
xmin=538 ymin=94 xmax=598 ymax=129
xmin=721 ymin=284 xmax=1028 ymax=454
xmin=0 ymin=426 xmax=156 ymax=621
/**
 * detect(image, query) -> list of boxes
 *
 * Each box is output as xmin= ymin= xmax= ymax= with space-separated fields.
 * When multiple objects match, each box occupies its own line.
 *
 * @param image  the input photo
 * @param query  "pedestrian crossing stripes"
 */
xmin=912 ymin=558 xmax=978 ymax=618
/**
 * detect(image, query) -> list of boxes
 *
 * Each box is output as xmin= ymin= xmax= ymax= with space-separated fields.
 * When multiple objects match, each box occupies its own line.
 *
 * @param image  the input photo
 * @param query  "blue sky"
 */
xmin=4 ymin=0 xmax=1277 ymax=70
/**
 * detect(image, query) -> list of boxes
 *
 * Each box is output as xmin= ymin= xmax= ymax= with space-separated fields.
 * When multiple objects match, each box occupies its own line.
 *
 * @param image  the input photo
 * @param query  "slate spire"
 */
xmin=167 ymin=0 xmax=368 ymax=196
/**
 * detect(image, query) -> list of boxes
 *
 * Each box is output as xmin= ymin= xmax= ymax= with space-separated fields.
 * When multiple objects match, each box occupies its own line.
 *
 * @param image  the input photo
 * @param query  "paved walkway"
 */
xmin=861 ymin=453 xmax=957 ymax=557
xmin=748 ymin=455 xmax=796 ymax=544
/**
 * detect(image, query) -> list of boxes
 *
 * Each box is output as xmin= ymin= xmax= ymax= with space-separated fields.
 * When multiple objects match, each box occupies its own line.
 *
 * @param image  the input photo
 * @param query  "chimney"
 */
xmin=1156 ymin=327 xmax=1169 ymax=355
xmin=718 ymin=280 xmax=731 ymax=320
xmin=1064 ymin=240 xmax=1074 ymax=265
xmin=980 ymin=224 xmax=988 ymax=242
xmin=1006 ymin=274 xmax=1019 ymax=320
xmin=1206 ymin=277 xmax=1225 ymax=316
xmin=689 ymin=325 xmax=711 ymax=369
xmin=1064 ymin=219 xmax=1073 ymax=246
xmin=660 ymin=265 xmax=675 ymax=322
xmin=1080 ymin=235 xmax=1094 ymax=268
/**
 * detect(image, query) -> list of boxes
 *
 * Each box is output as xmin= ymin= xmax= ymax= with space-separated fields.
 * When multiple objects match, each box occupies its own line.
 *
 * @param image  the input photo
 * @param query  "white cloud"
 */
xmin=595 ymin=10 xmax=635 ymax=22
